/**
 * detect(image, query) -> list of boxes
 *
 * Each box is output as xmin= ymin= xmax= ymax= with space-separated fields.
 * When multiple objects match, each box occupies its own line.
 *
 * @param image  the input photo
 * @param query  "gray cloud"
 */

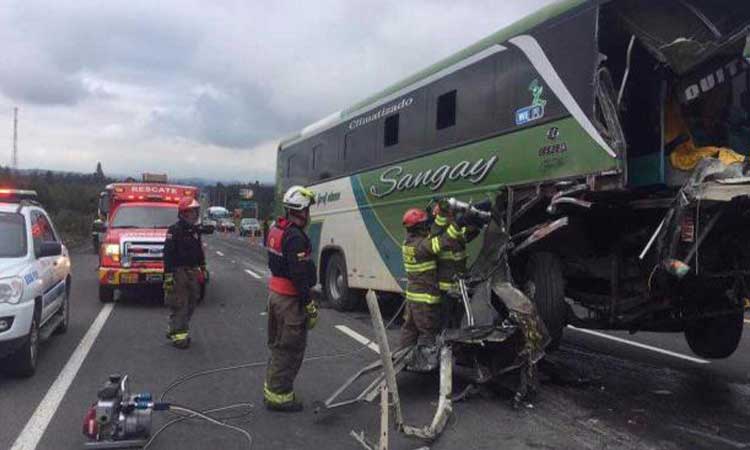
xmin=0 ymin=0 xmax=557 ymax=179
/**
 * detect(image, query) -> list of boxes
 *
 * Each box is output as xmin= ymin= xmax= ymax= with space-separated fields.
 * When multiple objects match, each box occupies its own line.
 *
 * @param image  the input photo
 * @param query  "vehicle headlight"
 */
xmin=0 ymin=276 xmax=25 ymax=304
xmin=104 ymin=244 xmax=120 ymax=262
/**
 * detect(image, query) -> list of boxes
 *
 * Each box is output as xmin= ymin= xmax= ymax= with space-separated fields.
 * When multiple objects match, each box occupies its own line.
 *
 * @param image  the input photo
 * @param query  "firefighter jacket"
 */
xmin=267 ymin=217 xmax=316 ymax=304
xmin=431 ymin=215 xmax=480 ymax=292
xmin=402 ymin=232 xmax=446 ymax=304
xmin=164 ymin=219 xmax=205 ymax=274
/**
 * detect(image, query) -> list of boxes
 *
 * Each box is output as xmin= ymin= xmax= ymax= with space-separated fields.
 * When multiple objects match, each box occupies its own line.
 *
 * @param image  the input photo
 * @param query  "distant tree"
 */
xmin=94 ymin=162 xmax=105 ymax=182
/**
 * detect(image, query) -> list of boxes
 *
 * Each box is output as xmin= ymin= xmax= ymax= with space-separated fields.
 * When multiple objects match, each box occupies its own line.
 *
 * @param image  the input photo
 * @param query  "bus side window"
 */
xmin=312 ymin=144 xmax=322 ymax=170
xmin=384 ymin=114 xmax=399 ymax=147
xmin=286 ymin=155 xmax=294 ymax=177
xmin=436 ymin=90 xmax=457 ymax=130
xmin=287 ymin=150 xmax=310 ymax=184
xmin=344 ymin=124 xmax=378 ymax=172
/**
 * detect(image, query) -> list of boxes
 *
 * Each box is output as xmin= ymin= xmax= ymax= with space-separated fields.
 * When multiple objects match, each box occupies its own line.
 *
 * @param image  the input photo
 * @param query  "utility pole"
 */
xmin=12 ymin=107 xmax=18 ymax=170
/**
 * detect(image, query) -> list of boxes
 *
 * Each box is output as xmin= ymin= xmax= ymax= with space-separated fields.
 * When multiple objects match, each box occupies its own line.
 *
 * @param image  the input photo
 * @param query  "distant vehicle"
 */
xmin=207 ymin=206 xmax=231 ymax=221
xmin=277 ymin=0 xmax=750 ymax=359
xmin=217 ymin=219 xmax=236 ymax=233
xmin=239 ymin=218 xmax=260 ymax=236
xmin=0 ymin=189 xmax=71 ymax=377
xmin=97 ymin=182 xmax=212 ymax=303
xmin=201 ymin=218 xmax=217 ymax=233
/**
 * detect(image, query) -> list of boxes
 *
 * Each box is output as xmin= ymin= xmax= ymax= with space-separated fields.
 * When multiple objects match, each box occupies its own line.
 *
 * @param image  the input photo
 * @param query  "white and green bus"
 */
xmin=277 ymin=0 xmax=750 ymax=357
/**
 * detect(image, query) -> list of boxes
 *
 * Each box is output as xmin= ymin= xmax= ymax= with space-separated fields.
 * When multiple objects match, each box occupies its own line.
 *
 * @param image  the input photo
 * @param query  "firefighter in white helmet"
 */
xmin=263 ymin=186 xmax=318 ymax=412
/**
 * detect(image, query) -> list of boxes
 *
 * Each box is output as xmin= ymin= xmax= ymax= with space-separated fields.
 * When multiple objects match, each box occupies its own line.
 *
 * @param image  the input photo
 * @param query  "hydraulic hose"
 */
xmin=147 ymin=299 xmax=406 ymax=449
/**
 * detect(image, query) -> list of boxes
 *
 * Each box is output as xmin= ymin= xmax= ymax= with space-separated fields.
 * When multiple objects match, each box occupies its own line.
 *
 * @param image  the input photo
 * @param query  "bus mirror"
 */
xmin=98 ymin=193 xmax=110 ymax=215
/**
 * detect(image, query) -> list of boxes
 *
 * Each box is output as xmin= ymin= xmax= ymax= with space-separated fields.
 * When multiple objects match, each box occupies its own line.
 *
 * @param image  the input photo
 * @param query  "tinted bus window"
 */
xmin=384 ymin=114 xmax=399 ymax=147
xmin=436 ymin=90 xmax=457 ymax=130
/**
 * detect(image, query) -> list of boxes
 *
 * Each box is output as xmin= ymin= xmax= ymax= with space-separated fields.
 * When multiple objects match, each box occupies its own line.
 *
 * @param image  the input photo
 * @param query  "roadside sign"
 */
xmin=240 ymin=189 xmax=254 ymax=199
xmin=239 ymin=200 xmax=257 ymax=210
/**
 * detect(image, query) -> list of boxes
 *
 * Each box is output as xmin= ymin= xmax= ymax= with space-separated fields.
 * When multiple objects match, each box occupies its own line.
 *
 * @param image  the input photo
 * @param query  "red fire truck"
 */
xmin=95 ymin=182 xmax=209 ymax=303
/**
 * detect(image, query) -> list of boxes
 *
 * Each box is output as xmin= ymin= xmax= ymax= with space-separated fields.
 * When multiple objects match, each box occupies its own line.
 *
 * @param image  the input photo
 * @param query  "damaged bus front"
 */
xmin=501 ymin=0 xmax=750 ymax=360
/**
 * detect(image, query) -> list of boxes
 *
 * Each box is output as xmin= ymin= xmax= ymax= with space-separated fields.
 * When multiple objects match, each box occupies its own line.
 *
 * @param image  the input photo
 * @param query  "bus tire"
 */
xmin=324 ymin=253 xmax=363 ymax=311
xmin=684 ymin=299 xmax=743 ymax=359
xmin=524 ymin=252 xmax=567 ymax=349
xmin=99 ymin=285 xmax=114 ymax=303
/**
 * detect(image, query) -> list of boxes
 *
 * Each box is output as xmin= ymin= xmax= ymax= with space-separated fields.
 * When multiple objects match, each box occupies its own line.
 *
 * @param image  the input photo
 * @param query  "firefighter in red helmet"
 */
xmin=264 ymin=185 xmax=318 ymax=412
xmin=400 ymin=207 xmax=451 ymax=371
xmin=163 ymin=196 xmax=206 ymax=349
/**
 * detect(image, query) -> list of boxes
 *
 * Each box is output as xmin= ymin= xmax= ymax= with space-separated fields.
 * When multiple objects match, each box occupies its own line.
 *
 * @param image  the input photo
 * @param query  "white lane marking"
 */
xmin=744 ymin=318 xmax=750 ymax=325
xmin=244 ymin=269 xmax=262 ymax=279
xmin=567 ymin=326 xmax=710 ymax=364
xmin=11 ymin=303 xmax=115 ymax=450
xmin=216 ymin=251 xmax=224 ymax=257
xmin=335 ymin=325 xmax=380 ymax=354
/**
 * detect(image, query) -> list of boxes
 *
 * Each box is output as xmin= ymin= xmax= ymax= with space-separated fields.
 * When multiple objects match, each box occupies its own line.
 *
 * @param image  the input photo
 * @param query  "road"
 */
xmin=2 ymin=231 xmax=750 ymax=450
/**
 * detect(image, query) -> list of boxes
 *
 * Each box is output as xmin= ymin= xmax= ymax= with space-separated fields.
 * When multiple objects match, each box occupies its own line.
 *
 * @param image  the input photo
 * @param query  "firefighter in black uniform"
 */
xmin=264 ymin=185 xmax=318 ymax=412
xmin=163 ymin=196 xmax=206 ymax=349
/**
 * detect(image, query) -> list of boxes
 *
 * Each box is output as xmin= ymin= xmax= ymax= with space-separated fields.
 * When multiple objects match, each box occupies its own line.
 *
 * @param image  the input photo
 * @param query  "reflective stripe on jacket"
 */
xmin=402 ymin=233 xmax=442 ymax=304
xmin=430 ymin=215 xmax=479 ymax=292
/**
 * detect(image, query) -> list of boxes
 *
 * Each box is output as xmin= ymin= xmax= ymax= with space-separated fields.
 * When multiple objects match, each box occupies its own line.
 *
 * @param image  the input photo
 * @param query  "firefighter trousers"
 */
xmin=165 ymin=267 xmax=200 ymax=341
xmin=440 ymin=292 xmax=464 ymax=329
xmin=400 ymin=301 xmax=442 ymax=349
xmin=265 ymin=291 xmax=308 ymax=403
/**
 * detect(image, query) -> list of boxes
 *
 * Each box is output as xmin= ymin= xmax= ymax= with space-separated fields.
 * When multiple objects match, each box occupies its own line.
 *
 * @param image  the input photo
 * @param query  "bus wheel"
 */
xmin=524 ymin=252 xmax=567 ymax=349
xmin=684 ymin=298 xmax=743 ymax=359
xmin=324 ymin=253 xmax=363 ymax=311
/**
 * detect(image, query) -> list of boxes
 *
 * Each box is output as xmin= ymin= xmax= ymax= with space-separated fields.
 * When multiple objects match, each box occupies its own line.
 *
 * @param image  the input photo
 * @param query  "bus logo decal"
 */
xmin=369 ymin=156 xmax=498 ymax=198
xmin=515 ymin=79 xmax=547 ymax=126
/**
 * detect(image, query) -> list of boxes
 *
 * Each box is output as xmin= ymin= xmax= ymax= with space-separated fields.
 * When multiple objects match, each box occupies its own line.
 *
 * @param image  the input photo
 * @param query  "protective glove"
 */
xmin=163 ymin=273 xmax=175 ymax=294
xmin=305 ymin=301 xmax=319 ymax=330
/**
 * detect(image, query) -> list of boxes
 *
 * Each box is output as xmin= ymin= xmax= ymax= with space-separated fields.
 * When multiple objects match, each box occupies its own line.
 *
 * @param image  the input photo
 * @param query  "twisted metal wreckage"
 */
xmin=322 ymin=195 xmax=553 ymax=448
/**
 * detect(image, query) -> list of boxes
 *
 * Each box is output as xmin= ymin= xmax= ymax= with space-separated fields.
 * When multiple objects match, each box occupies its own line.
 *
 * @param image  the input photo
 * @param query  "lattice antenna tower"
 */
xmin=12 ymin=107 xmax=18 ymax=170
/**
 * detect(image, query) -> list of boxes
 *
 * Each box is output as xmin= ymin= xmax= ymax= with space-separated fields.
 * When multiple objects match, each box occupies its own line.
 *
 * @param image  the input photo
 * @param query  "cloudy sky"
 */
xmin=0 ymin=0 xmax=555 ymax=182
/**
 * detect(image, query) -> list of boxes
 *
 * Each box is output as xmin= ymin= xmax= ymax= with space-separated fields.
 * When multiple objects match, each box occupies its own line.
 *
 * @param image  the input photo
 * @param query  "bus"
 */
xmin=277 ymin=0 xmax=750 ymax=358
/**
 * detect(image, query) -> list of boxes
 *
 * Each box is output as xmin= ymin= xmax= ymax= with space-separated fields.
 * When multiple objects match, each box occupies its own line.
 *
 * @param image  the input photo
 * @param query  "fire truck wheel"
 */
xmin=99 ymin=285 xmax=114 ymax=303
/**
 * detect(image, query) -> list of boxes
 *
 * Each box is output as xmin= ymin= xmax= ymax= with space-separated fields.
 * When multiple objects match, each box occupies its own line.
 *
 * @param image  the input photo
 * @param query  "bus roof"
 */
xmin=278 ymin=0 xmax=592 ymax=150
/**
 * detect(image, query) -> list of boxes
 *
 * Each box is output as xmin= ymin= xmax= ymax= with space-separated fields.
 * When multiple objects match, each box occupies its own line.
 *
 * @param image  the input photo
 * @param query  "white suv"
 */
xmin=0 ymin=190 xmax=71 ymax=377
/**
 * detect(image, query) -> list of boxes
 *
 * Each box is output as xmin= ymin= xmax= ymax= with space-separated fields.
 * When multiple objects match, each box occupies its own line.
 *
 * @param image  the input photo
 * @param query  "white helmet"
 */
xmin=283 ymin=185 xmax=316 ymax=211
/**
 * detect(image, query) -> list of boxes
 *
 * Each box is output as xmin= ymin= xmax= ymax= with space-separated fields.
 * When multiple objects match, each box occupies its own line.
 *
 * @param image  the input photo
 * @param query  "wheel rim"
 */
xmin=328 ymin=264 xmax=345 ymax=302
xmin=29 ymin=320 xmax=38 ymax=365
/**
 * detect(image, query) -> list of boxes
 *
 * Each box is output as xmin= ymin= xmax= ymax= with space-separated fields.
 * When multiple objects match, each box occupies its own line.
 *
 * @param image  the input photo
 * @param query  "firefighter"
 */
xmin=163 ymin=196 xmax=206 ymax=350
xmin=400 ymin=208 xmax=449 ymax=371
xmin=431 ymin=201 xmax=481 ymax=328
xmin=264 ymin=185 xmax=318 ymax=412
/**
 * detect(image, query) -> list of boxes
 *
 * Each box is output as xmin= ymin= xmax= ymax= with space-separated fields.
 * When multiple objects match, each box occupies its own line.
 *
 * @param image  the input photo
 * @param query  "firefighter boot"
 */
xmin=264 ymin=397 xmax=304 ymax=413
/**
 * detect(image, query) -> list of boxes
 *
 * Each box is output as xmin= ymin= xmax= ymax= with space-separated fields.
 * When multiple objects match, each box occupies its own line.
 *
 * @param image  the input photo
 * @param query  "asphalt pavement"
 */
xmin=2 ymin=232 xmax=750 ymax=450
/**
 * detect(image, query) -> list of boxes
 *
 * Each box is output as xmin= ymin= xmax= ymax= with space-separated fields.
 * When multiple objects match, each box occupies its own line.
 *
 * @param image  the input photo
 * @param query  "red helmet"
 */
xmin=178 ymin=196 xmax=200 ymax=213
xmin=402 ymin=208 xmax=429 ymax=229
